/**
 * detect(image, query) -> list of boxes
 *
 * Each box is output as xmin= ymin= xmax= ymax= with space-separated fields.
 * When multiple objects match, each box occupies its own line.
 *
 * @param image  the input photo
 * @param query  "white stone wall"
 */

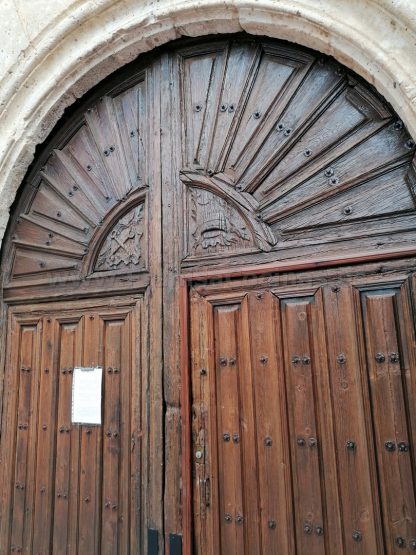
xmin=0 ymin=0 xmax=415 ymax=245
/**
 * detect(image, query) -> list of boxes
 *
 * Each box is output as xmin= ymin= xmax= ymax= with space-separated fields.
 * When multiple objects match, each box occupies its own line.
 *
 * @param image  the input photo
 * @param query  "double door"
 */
xmin=190 ymin=271 xmax=416 ymax=554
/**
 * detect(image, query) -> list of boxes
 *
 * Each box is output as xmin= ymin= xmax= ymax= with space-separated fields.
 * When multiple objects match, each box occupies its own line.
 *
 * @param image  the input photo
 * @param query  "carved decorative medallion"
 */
xmin=95 ymin=204 xmax=145 ymax=271
xmin=182 ymin=172 xmax=277 ymax=258
xmin=190 ymin=188 xmax=251 ymax=253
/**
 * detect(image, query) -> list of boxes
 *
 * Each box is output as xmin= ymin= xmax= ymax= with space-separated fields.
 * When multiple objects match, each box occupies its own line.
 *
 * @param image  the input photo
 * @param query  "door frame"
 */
xmin=179 ymin=245 xmax=416 ymax=555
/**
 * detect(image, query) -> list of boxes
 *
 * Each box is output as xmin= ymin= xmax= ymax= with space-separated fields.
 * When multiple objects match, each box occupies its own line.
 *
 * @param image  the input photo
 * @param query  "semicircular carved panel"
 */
xmin=179 ymin=40 xmax=416 ymax=261
xmin=3 ymin=37 xmax=416 ymax=289
xmin=5 ymin=77 xmax=148 ymax=285
xmin=94 ymin=203 xmax=145 ymax=272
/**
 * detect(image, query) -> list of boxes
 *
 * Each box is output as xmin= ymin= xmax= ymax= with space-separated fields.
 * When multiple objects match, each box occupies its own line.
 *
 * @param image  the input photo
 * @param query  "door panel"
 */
xmin=0 ymin=299 xmax=143 ymax=554
xmin=281 ymin=295 xmax=328 ymax=554
xmin=360 ymin=287 xmax=416 ymax=553
xmin=322 ymin=286 xmax=382 ymax=553
xmin=190 ymin=276 xmax=416 ymax=554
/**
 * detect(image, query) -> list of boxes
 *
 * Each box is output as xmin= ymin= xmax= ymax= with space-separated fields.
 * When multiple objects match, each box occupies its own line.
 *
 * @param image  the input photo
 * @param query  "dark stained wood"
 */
xmin=1 ymin=35 xmax=416 ymax=555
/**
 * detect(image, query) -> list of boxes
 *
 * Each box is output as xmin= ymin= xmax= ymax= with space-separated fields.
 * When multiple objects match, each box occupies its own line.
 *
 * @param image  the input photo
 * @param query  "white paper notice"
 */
xmin=71 ymin=367 xmax=103 ymax=425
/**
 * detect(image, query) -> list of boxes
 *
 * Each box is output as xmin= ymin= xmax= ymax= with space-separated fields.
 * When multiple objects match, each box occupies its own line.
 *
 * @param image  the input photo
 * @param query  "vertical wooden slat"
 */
xmin=32 ymin=316 xmax=59 ymax=554
xmin=323 ymin=284 xmax=383 ymax=552
xmin=0 ymin=312 xmax=20 ymax=553
xmin=118 ymin=311 xmax=132 ymax=554
xmin=101 ymin=317 xmax=123 ymax=555
xmin=213 ymin=303 xmax=244 ymax=555
xmin=11 ymin=320 xmax=42 ymax=554
xmin=161 ymin=50 xmax=185 ymax=551
xmin=0 ymin=317 xmax=40 ymax=553
xmin=52 ymin=318 xmax=83 ymax=554
xmin=247 ymin=291 xmax=294 ymax=554
xmin=190 ymin=291 xmax=220 ymax=555
xmin=361 ymin=287 xmax=416 ymax=552
xmin=146 ymin=56 xmax=164 ymax=553
xmin=238 ymin=295 xmax=261 ymax=554
xmin=130 ymin=300 xmax=143 ymax=554
xmin=78 ymin=311 xmax=102 ymax=554
xmin=280 ymin=295 xmax=326 ymax=555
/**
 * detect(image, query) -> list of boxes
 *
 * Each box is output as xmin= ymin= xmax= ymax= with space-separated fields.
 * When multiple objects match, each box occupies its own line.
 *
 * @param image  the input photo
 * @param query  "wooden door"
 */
xmin=0 ymin=297 xmax=144 ymax=554
xmin=190 ymin=271 xmax=416 ymax=554
xmin=1 ymin=35 xmax=416 ymax=554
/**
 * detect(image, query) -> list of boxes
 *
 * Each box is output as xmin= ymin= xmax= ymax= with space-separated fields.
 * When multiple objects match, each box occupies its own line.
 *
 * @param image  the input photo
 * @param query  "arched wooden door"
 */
xmin=1 ymin=35 xmax=416 ymax=554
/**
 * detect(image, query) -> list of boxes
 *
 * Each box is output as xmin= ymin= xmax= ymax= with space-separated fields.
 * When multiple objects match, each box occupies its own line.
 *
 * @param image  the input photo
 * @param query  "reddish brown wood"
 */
xmin=1 ymin=35 xmax=416 ymax=555
xmin=188 ymin=271 xmax=416 ymax=554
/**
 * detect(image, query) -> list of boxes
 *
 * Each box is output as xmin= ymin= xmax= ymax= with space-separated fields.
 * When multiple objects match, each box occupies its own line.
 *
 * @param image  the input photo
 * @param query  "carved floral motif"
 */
xmin=95 ymin=204 xmax=144 ymax=271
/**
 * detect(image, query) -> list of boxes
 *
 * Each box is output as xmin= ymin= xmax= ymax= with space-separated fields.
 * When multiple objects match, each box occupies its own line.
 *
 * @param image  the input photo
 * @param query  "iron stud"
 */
xmin=264 ymin=437 xmax=273 ymax=447
xmin=260 ymin=355 xmax=268 ymax=364
xmin=309 ymin=437 xmax=318 ymax=448
xmin=352 ymin=530 xmax=362 ymax=542
xmin=315 ymin=525 xmax=324 ymax=536
xmin=398 ymin=441 xmax=409 ymax=452
xmin=268 ymin=520 xmax=276 ymax=529
xmin=385 ymin=441 xmax=396 ymax=452
xmin=337 ymin=353 xmax=347 ymax=364
xmin=297 ymin=437 xmax=305 ymax=447
xmin=410 ymin=539 xmax=416 ymax=550
xmin=375 ymin=352 xmax=385 ymax=363
xmin=232 ymin=433 xmax=240 ymax=443
xmin=396 ymin=537 xmax=406 ymax=548
xmin=304 ymin=523 xmax=312 ymax=535
xmin=223 ymin=433 xmax=231 ymax=442
xmin=224 ymin=513 xmax=232 ymax=523
xmin=302 ymin=356 xmax=311 ymax=365
xmin=389 ymin=352 xmax=400 ymax=363
xmin=235 ymin=514 xmax=244 ymax=525
xmin=346 ymin=440 xmax=356 ymax=451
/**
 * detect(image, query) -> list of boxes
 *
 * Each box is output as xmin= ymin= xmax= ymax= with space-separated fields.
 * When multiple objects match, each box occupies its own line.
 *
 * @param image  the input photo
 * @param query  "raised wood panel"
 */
xmin=191 ymin=273 xmax=416 ymax=554
xmin=359 ymin=286 xmax=416 ymax=553
xmin=0 ymin=300 xmax=143 ymax=554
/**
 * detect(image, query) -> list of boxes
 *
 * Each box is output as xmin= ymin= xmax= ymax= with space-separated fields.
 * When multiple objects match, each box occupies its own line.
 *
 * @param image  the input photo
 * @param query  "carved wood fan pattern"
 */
xmin=3 ymin=37 xmax=416 ymax=287
xmin=6 ymin=79 xmax=148 ymax=284
xmin=179 ymin=40 xmax=416 ymax=260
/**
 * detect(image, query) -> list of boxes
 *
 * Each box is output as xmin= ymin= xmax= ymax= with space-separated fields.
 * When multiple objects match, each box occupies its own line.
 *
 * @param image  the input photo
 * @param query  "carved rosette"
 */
xmin=94 ymin=204 xmax=145 ymax=271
